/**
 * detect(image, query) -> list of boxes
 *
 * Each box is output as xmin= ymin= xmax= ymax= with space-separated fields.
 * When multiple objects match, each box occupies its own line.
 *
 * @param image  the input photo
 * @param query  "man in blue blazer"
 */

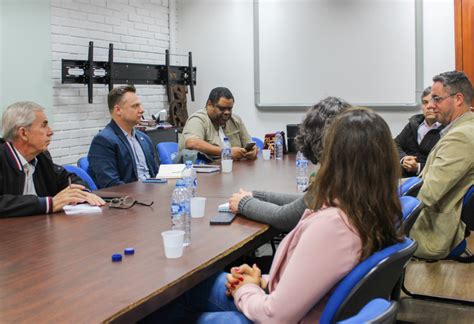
xmin=88 ymin=85 xmax=159 ymax=188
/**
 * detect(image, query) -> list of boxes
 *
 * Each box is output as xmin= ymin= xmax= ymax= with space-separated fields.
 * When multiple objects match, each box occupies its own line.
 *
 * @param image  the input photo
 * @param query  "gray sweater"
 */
xmin=237 ymin=190 xmax=307 ymax=232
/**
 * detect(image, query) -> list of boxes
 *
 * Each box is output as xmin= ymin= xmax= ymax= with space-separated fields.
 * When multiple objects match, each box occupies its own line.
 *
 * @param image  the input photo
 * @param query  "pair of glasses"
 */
xmin=429 ymin=93 xmax=457 ymax=104
xmin=107 ymin=196 xmax=154 ymax=209
xmin=214 ymin=104 xmax=232 ymax=112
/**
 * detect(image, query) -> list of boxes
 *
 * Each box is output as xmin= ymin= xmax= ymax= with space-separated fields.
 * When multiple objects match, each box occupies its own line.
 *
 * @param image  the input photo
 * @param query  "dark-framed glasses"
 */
xmin=430 ymin=93 xmax=457 ymax=104
xmin=107 ymin=196 xmax=154 ymax=209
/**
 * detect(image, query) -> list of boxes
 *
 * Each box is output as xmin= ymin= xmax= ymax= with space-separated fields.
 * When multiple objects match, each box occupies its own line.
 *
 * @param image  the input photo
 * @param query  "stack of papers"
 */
xmin=63 ymin=204 xmax=102 ymax=215
xmin=156 ymin=164 xmax=185 ymax=179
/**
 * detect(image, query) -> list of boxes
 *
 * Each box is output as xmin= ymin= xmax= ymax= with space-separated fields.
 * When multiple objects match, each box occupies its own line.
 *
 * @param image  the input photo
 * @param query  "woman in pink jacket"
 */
xmin=150 ymin=108 xmax=403 ymax=323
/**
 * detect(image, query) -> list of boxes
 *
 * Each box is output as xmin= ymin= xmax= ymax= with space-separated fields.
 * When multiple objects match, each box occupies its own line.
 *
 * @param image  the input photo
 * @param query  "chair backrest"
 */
xmin=251 ymin=137 xmax=264 ymax=150
xmin=400 ymin=196 xmax=423 ymax=235
xmin=461 ymin=185 xmax=474 ymax=231
xmin=157 ymin=142 xmax=178 ymax=164
xmin=398 ymin=177 xmax=423 ymax=197
xmin=337 ymin=299 xmax=398 ymax=324
xmin=64 ymin=165 xmax=98 ymax=191
xmin=320 ymin=238 xmax=417 ymax=324
xmin=77 ymin=156 xmax=90 ymax=172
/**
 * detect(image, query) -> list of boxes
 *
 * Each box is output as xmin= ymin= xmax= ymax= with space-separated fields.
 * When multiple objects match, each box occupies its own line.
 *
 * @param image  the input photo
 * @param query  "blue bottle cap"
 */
xmin=124 ymin=248 xmax=135 ymax=255
xmin=112 ymin=253 xmax=122 ymax=262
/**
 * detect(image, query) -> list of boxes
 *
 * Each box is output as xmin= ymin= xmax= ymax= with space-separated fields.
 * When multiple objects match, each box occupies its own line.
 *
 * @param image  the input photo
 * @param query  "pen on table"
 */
xmin=68 ymin=175 xmax=72 ymax=189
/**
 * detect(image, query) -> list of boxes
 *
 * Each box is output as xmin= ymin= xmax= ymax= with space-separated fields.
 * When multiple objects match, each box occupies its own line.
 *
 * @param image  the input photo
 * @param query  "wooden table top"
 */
xmin=0 ymin=155 xmax=299 ymax=323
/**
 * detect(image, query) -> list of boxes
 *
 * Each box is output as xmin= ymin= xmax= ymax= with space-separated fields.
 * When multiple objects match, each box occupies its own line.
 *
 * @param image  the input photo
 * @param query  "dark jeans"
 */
xmin=144 ymin=272 xmax=252 ymax=324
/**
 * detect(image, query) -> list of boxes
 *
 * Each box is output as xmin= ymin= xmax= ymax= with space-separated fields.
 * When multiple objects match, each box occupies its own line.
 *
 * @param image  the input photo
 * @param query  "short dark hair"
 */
xmin=207 ymin=87 xmax=234 ymax=106
xmin=421 ymin=86 xmax=432 ymax=99
xmin=433 ymin=71 xmax=473 ymax=104
xmin=294 ymin=96 xmax=351 ymax=164
xmin=108 ymin=85 xmax=136 ymax=112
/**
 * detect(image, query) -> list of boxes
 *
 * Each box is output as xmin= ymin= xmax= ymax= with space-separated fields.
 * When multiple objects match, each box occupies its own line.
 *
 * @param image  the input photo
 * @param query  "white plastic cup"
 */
xmin=190 ymin=197 xmax=206 ymax=218
xmin=161 ymin=230 xmax=185 ymax=258
xmin=221 ymin=159 xmax=233 ymax=173
xmin=262 ymin=149 xmax=271 ymax=160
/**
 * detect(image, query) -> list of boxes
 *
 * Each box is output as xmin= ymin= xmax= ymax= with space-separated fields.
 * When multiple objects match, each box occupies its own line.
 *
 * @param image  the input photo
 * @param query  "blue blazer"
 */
xmin=88 ymin=120 xmax=159 ymax=188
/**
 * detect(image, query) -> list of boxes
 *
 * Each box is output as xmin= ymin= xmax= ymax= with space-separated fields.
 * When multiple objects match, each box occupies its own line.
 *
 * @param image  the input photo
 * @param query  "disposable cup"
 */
xmin=161 ymin=230 xmax=185 ymax=258
xmin=190 ymin=197 xmax=206 ymax=218
xmin=221 ymin=159 xmax=233 ymax=173
xmin=262 ymin=149 xmax=271 ymax=160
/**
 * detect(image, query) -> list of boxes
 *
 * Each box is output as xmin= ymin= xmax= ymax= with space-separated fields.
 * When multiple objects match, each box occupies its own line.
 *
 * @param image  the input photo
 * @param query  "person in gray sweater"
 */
xmin=228 ymin=97 xmax=351 ymax=232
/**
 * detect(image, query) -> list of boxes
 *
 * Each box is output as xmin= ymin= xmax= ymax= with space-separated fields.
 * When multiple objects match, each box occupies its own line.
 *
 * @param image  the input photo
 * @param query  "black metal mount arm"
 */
xmin=61 ymin=41 xmax=197 ymax=103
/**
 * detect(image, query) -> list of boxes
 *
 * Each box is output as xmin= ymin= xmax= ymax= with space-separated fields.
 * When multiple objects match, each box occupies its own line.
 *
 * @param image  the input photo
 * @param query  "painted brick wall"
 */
xmin=50 ymin=0 xmax=176 ymax=165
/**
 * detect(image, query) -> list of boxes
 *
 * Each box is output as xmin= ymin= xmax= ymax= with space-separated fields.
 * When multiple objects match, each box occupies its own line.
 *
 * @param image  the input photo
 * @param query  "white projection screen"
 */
xmin=256 ymin=0 xmax=417 ymax=106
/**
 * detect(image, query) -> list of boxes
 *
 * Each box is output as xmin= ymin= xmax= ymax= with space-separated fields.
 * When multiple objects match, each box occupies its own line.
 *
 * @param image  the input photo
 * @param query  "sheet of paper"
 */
xmin=63 ymin=204 xmax=102 ymax=215
xmin=156 ymin=164 xmax=185 ymax=179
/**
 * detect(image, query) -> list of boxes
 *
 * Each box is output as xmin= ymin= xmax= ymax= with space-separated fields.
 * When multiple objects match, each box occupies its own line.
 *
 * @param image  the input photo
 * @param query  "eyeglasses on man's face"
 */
xmin=429 ymin=93 xmax=457 ymax=104
xmin=107 ymin=196 xmax=154 ymax=209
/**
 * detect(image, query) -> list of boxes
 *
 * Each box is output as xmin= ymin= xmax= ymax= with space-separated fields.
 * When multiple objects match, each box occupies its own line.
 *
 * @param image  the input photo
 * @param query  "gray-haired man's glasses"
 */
xmin=430 ymin=93 xmax=457 ymax=104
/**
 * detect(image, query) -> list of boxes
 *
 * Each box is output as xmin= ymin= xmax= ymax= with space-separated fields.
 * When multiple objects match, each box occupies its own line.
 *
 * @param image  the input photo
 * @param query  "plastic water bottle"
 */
xmin=182 ymin=160 xmax=197 ymax=197
xmin=274 ymin=133 xmax=283 ymax=160
xmin=171 ymin=180 xmax=191 ymax=246
xmin=296 ymin=151 xmax=309 ymax=192
xmin=222 ymin=137 xmax=232 ymax=161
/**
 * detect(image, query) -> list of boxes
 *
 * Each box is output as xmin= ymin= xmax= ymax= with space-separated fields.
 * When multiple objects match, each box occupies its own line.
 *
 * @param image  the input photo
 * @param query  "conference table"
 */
xmin=0 ymin=154 xmax=299 ymax=323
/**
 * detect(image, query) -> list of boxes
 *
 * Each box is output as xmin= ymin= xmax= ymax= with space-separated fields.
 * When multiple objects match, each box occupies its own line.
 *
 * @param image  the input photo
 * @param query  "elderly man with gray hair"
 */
xmin=0 ymin=101 xmax=104 ymax=217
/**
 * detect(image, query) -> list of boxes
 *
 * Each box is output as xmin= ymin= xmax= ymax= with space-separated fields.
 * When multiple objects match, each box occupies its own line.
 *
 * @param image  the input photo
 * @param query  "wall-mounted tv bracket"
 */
xmin=61 ymin=41 xmax=196 ymax=103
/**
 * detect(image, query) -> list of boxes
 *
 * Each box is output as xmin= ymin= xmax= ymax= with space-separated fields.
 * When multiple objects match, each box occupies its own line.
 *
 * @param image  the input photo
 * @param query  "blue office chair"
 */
xmin=398 ymin=177 xmax=423 ymax=197
xmin=337 ymin=299 xmax=398 ymax=324
xmin=319 ymin=238 xmax=417 ymax=323
xmin=251 ymin=137 xmax=264 ymax=151
xmin=77 ymin=156 xmax=90 ymax=173
xmin=157 ymin=142 xmax=178 ymax=164
xmin=64 ymin=165 xmax=98 ymax=191
xmin=400 ymin=196 xmax=423 ymax=235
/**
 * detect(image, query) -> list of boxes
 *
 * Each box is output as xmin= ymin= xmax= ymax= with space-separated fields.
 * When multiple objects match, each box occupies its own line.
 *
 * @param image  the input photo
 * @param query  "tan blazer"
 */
xmin=410 ymin=112 xmax=474 ymax=259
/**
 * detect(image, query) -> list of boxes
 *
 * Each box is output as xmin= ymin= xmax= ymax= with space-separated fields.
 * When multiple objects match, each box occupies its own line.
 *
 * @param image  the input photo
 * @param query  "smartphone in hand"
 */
xmin=244 ymin=142 xmax=256 ymax=152
xmin=210 ymin=212 xmax=236 ymax=225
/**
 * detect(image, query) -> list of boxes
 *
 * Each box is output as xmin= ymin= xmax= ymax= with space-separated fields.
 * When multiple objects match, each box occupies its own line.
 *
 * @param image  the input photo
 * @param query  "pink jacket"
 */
xmin=234 ymin=207 xmax=362 ymax=323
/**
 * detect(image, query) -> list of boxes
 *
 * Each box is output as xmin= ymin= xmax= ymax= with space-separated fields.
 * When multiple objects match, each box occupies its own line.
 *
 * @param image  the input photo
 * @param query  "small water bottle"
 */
xmin=274 ymin=133 xmax=283 ymax=160
xmin=296 ymin=151 xmax=309 ymax=192
xmin=171 ymin=180 xmax=191 ymax=246
xmin=221 ymin=137 xmax=232 ymax=161
xmin=182 ymin=160 xmax=197 ymax=197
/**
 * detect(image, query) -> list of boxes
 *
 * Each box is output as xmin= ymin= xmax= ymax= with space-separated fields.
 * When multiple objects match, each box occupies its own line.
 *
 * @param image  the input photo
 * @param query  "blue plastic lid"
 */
xmin=112 ymin=254 xmax=122 ymax=262
xmin=124 ymin=248 xmax=135 ymax=255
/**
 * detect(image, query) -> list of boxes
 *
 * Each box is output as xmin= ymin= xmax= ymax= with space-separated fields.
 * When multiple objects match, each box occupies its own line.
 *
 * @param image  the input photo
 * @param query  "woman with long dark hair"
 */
xmin=149 ymin=108 xmax=402 ymax=323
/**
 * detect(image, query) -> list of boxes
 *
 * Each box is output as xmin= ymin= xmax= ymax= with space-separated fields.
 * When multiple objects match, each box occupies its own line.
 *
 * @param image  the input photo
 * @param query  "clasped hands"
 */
xmin=402 ymin=155 xmax=419 ymax=173
xmin=228 ymin=188 xmax=252 ymax=213
xmin=225 ymin=264 xmax=267 ymax=297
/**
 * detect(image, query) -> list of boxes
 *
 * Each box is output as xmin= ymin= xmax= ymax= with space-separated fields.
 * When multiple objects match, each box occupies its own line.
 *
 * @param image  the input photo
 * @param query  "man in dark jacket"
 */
xmin=395 ymin=86 xmax=444 ymax=177
xmin=88 ymin=85 xmax=159 ymax=188
xmin=0 ymin=101 xmax=105 ymax=217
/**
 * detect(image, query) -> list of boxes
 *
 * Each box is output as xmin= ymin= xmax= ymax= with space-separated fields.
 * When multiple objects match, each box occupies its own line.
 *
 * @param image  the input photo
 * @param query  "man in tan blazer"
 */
xmin=410 ymin=71 xmax=474 ymax=259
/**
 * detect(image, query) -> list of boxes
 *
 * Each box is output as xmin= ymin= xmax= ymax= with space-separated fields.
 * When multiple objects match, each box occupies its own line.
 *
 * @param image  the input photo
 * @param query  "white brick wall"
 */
xmin=50 ymin=0 xmax=176 ymax=165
